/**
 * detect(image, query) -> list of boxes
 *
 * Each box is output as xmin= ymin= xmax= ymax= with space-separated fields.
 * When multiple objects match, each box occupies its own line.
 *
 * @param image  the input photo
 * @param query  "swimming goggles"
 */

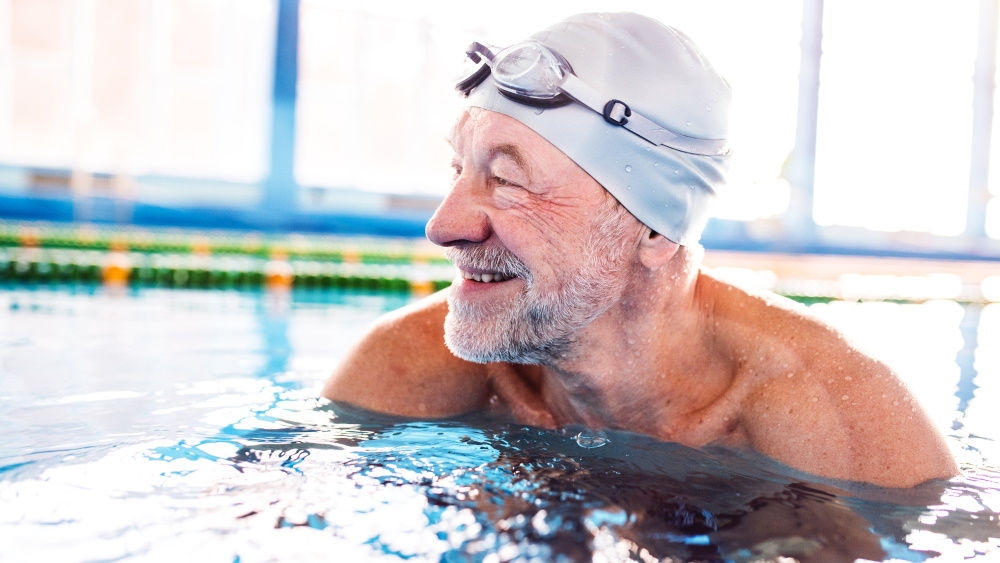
xmin=456 ymin=41 xmax=729 ymax=157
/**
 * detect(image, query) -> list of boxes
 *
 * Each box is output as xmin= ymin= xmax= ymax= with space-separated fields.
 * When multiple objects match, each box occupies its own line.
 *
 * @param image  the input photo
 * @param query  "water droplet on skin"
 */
xmin=574 ymin=430 xmax=609 ymax=449
xmin=844 ymin=376 xmax=853 ymax=381
xmin=624 ymin=165 xmax=633 ymax=173
xmin=841 ymin=395 xmax=849 ymax=401
xmin=810 ymin=396 xmax=818 ymax=402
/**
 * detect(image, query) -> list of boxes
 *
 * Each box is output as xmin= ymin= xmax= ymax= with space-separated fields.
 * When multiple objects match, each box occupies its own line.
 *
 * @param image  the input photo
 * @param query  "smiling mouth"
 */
xmin=461 ymin=270 xmax=517 ymax=283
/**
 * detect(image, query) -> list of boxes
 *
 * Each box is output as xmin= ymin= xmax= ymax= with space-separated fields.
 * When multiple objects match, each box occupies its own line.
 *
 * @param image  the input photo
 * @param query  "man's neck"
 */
xmin=527 ymin=263 xmax=737 ymax=437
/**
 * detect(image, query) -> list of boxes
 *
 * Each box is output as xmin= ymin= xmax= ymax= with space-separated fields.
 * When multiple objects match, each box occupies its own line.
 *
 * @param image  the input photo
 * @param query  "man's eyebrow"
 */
xmin=488 ymin=143 xmax=530 ymax=174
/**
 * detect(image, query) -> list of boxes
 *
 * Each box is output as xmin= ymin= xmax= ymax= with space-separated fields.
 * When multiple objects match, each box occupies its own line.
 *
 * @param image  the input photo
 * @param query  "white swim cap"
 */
xmin=462 ymin=12 xmax=731 ymax=245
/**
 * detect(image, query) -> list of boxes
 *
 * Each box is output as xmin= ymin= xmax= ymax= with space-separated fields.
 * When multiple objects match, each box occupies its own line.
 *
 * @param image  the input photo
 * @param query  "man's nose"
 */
xmin=425 ymin=180 xmax=491 ymax=247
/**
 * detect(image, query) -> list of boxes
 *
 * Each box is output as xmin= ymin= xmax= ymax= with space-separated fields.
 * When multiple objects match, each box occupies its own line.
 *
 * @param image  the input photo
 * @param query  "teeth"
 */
xmin=462 ymin=270 xmax=513 ymax=283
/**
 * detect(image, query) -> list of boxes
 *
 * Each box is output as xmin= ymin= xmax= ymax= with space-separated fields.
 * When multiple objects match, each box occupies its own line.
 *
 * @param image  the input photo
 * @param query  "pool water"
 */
xmin=1 ymin=286 xmax=998 ymax=562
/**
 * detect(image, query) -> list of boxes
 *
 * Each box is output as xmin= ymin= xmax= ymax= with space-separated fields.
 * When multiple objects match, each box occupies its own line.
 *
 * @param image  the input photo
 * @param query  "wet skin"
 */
xmin=323 ymin=108 xmax=958 ymax=488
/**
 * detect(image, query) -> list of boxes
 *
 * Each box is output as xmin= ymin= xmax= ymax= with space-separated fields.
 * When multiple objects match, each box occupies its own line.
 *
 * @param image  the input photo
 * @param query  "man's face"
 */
xmin=426 ymin=108 xmax=645 ymax=364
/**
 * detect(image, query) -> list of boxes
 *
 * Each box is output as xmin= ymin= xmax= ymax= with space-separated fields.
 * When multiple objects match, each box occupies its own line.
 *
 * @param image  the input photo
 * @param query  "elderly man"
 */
xmin=323 ymin=12 xmax=957 ymax=488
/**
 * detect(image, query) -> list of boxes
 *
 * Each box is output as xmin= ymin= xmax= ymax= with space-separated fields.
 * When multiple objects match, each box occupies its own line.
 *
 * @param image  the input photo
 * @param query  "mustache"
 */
xmin=445 ymin=245 xmax=531 ymax=279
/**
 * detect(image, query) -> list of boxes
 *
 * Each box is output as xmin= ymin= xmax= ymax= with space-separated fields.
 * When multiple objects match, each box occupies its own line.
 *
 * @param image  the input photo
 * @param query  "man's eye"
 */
xmin=493 ymin=176 xmax=517 ymax=187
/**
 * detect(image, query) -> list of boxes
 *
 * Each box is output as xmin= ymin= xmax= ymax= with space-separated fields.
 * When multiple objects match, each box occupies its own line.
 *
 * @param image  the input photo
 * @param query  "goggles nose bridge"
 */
xmin=456 ymin=42 xmax=495 ymax=97
xmin=465 ymin=42 xmax=495 ymax=65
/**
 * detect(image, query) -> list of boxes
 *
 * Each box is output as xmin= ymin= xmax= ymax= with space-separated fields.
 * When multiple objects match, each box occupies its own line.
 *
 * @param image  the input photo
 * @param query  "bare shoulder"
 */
xmin=703 ymin=273 xmax=958 ymax=487
xmin=321 ymin=289 xmax=493 ymax=417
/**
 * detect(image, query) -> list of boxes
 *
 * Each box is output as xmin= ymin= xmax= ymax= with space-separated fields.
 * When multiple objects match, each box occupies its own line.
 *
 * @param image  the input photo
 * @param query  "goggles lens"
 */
xmin=491 ymin=43 xmax=567 ymax=100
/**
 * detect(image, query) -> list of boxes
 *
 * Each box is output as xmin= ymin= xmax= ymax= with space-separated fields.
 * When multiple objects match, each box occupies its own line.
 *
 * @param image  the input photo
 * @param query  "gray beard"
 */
xmin=444 ymin=290 xmax=576 ymax=365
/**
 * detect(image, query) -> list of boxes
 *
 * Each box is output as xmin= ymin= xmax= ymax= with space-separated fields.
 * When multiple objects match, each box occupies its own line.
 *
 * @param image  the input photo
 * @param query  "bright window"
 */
xmin=0 ymin=0 xmax=274 ymax=182
xmin=813 ymin=1 xmax=978 ymax=236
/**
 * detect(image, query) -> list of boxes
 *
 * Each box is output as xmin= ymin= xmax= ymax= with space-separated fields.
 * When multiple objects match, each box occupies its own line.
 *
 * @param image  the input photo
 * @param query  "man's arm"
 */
xmin=322 ymin=290 xmax=494 ymax=417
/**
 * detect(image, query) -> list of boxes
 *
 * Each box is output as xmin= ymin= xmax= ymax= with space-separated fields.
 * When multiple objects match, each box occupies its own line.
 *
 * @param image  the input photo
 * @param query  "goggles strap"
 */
xmin=623 ymin=110 xmax=729 ymax=156
xmin=559 ymin=74 xmax=728 ymax=156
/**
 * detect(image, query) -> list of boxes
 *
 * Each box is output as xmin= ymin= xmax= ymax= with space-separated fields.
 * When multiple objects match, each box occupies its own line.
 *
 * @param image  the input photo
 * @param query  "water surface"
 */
xmin=1 ymin=286 xmax=997 ymax=561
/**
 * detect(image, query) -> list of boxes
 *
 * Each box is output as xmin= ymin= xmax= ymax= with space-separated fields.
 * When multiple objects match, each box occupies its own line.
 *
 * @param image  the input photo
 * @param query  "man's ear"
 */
xmin=638 ymin=229 xmax=680 ymax=270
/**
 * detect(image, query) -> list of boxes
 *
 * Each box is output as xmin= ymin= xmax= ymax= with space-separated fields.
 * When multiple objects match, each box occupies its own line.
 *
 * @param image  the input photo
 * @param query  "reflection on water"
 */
xmin=967 ymin=305 xmax=1000 ymax=458
xmin=0 ymin=286 xmax=999 ymax=562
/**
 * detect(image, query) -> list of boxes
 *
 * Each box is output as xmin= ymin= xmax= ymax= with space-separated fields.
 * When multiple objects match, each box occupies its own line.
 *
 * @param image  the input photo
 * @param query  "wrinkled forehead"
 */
xmin=447 ymin=108 xmax=578 ymax=171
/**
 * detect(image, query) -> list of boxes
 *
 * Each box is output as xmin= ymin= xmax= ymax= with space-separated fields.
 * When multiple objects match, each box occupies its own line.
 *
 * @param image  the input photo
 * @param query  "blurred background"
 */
xmin=2 ymin=0 xmax=1000 ymax=282
xmin=5 ymin=7 xmax=1000 ymax=551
